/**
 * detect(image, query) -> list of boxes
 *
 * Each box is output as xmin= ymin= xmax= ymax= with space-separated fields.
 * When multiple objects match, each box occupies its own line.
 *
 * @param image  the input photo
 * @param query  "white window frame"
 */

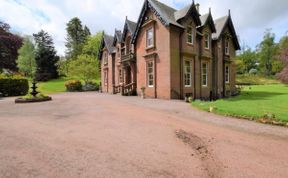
xmin=146 ymin=27 xmax=154 ymax=48
xmin=184 ymin=60 xmax=192 ymax=87
xmin=204 ymin=33 xmax=210 ymax=49
xmin=187 ymin=25 xmax=193 ymax=45
xmin=202 ymin=62 xmax=208 ymax=87
xmin=147 ymin=61 xmax=154 ymax=87
xmin=225 ymin=65 xmax=230 ymax=84
xmin=225 ymin=40 xmax=230 ymax=55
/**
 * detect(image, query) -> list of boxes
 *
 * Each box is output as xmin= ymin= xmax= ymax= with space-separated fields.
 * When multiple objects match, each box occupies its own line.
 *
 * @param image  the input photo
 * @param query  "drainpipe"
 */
xmin=179 ymin=30 xmax=183 ymax=99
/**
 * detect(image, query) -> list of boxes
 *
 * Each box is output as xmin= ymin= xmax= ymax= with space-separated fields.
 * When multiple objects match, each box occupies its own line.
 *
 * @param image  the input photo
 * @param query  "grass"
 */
xmin=236 ymin=74 xmax=280 ymax=85
xmin=33 ymin=78 xmax=100 ymax=94
xmin=192 ymin=85 xmax=288 ymax=123
xmin=37 ymin=78 xmax=68 ymax=94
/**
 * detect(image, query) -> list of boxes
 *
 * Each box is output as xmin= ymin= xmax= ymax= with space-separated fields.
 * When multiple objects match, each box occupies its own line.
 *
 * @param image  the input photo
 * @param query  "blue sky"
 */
xmin=1 ymin=0 xmax=288 ymax=55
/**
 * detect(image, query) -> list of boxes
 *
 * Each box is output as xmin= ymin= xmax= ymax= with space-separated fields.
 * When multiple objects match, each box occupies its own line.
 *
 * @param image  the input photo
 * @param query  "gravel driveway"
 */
xmin=0 ymin=93 xmax=287 ymax=178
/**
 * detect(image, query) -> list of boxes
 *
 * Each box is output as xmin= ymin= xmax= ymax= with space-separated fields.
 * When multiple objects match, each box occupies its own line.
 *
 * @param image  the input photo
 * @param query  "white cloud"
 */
xmin=1 ymin=0 xmax=288 ymax=55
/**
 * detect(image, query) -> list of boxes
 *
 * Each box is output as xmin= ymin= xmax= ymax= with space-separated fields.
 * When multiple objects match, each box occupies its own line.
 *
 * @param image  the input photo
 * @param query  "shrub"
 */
xmin=249 ymin=68 xmax=258 ymax=75
xmin=82 ymin=82 xmax=99 ymax=91
xmin=0 ymin=75 xmax=29 ymax=96
xmin=65 ymin=80 xmax=82 ymax=92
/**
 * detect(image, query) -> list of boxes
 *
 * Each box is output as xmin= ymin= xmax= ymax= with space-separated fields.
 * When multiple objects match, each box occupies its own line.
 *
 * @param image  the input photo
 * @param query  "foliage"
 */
xmin=82 ymin=32 xmax=103 ymax=58
xmin=236 ymin=74 xmax=280 ymax=85
xmin=33 ymin=30 xmax=59 ymax=81
xmin=257 ymin=29 xmax=277 ymax=76
xmin=67 ymin=54 xmax=100 ymax=84
xmin=236 ymin=46 xmax=258 ymax=74
xmin=192 ymin=85 xmax=288 ymax=123
xmin=248 ymin=69 xmax=258 ymax=75
xmin=82 ymin=82 xmax=99 ymax=91
xmin=0 ymin=21 xmax=23 ymax=71
xmin=56 ymin=57 xmax=70 ymax=77
xmin=276 ymin=35 xmax=288 ymax=84
xmin=65 ymin=80 xmax=82 ymax=92
xmin=0 ymin=75 xmax=29 ymax=96
xmin=277 ymin=67 xmax=288 ymax=84
xmin=65 ymin=17 xmax=91 ymax=60
xmin=16 ymin=36 xmax=36 ymax=78
xmin=21 ymin=93 xmax=48 ymax=99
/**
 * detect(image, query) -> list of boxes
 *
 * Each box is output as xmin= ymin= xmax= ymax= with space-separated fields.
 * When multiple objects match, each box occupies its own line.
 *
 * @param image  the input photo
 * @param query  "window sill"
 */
xmin=146 ymin=46 xmax=155 ymax=50
xmin=187 ymin=43 xmax=194 ymax=46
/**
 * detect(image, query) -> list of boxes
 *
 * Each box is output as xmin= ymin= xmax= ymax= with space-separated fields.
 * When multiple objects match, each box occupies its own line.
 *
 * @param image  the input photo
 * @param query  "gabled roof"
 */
xmin=113 ymin=29 xmax=122 ymax=45
xmin=132 ymin=0 xmax=187 ymax=44
xmin=122 ymin=18 xmax=137 ymax=42
xmin=174 ymin=3 xmax=201 ymax=26
xmin=212 ymin=14 xmax=240 ymax=50
xmin=98 ymin=33 xmax=116 ymax=60
xmin=148 ymin=0 xmax=182 ymax=27
xmin=199 ymin=11 xmax=216 ymax=33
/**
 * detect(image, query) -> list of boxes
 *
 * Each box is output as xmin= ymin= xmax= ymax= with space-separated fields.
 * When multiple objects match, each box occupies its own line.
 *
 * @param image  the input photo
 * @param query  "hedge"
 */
xmin=0 ymin=76 xmax=29 ymax=97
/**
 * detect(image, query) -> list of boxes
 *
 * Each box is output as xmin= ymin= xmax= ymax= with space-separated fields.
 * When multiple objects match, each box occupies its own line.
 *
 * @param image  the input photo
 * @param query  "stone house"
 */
xmin=99 ymin=0 xmax=240 ymax=100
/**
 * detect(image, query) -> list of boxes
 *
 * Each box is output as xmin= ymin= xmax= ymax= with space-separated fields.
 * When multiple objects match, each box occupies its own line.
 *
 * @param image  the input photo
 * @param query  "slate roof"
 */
xmin=103 ymin=34 xmax=116 ymax=54
xmin=148 ymin=0 xmax=183 ymax=28
xmin=126 ymin=19 xmax=137 ymax=35
xmin=174 ymin=4 xmax=190 ymax=21
xmin=200 ymin=13 xmax=209 ymax=26
xmin=212 ymin=16 xmax=229 ymax=40
xmin=115 ymin=30 xmax=122 ymax=42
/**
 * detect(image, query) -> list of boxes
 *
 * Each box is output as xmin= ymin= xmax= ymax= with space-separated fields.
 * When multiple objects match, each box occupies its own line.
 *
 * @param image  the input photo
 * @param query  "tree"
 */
xmin=33 ymin=30 xmax=59 ymax=81
xmin=257 ymin=29 xmax=277 ymax=76
xmin=16 ymin=36 xmax=36 ymax=78
xmin=276 ymin=35 xmax=288 ymax=83
xmin=82 ymin=32 xmax=103 ymax=58
xmin=67 ymin=54 xmax=99 ymax=84
xmin=65 ymin=17 xmax=91 ymax=60
xmin=235 ymin=45 xmax=258 ymax=74
xmin=0 ymin=21 xmax=23 ymax=71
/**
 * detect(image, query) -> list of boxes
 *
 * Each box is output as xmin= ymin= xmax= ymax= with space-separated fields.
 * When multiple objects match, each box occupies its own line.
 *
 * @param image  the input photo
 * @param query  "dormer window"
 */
xmin=225 ymin=40 xmax=229 ymax=55
xmin=204 ymin=33 xmax=210 ymax=49
xmin=146 ymin=27 xmax=154 ymax=48
xmin=187 ymin=25 xmax=193 ymax=44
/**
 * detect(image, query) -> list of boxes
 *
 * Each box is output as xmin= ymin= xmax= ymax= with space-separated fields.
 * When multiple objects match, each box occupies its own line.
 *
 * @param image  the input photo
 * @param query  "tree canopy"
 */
xmin=0 ymin=21 xmax=23 ymax=71
xmin=16 ymin=36 xmax=36 ymax=78
xmin=65 ymin=17 xmax=91 ymax=60
xmin=33 ymin=30 xmax=59 ymax=81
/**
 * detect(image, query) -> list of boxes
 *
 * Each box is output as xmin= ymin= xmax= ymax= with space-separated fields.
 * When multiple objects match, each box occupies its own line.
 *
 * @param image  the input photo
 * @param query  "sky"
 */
xmin=0 ymin=0 xmax=288 ymax=56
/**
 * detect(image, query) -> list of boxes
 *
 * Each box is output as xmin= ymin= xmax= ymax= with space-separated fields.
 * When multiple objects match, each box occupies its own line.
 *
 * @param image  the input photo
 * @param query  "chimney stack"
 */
xmin=195 ymin=3 xmax=200 ymax=13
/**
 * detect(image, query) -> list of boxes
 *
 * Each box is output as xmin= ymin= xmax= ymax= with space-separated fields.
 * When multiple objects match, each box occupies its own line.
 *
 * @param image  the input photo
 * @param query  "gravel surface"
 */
xmin=0 ymin=93 xmax=287 ymax=178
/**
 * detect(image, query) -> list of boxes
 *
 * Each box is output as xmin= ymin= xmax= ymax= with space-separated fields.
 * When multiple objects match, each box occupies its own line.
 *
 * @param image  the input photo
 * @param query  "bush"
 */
xmin=82 ymin=82 xmax=99 ymax=91
xmin=65 ymin=80 xmax=82 ymax=92
xmin=0 ymin=75 xmax=29 ymax=96
xmin=249 ymin=68 xmax=258 ymax=75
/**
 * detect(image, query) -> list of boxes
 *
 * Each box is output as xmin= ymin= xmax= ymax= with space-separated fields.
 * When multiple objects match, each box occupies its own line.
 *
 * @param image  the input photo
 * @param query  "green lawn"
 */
xmin=37 ymin=78 xmax=67 ymax=94
xmin=192 ymin=85 xmax=288 ymax=123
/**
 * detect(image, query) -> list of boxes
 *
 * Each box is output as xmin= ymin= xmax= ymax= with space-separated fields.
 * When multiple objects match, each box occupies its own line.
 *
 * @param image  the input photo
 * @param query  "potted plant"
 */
xmin=141 ymin=86 xmax=146 ymax=99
